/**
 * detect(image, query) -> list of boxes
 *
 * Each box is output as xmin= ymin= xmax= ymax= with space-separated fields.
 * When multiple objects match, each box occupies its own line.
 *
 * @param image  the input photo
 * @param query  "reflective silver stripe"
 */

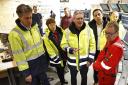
xmin=67 ymin=61 xmax=87 ymax=66
xmin=67 ymin=61 xmax=77 ymax=66
xmin=69 ymin=55 xmax=88 ymax=60
xmin=12 ymin=49 xmax=24 ymax=55
xmin=27 ymin=51 xmax=45 ymax=61
xmin=88 ymin=54 xmax=94 ymax=59
xmin=67 ymin=47 xmax=71 ymax=53
xmin=80 ymin=61 xmax=87 ymax=66
xmin=13 ymin=29 xmax=43 ymax=52
xmin=24 ymin=40 xmax=43 ymax=52
xmin=50 ymin=61 xmax=61 ymax=64
xmin=101 ymin=61 xmax=111 ymax=70
xmin=12 ymin=28 xmax=44 ymax=63
xmin=114 ymin=42 xmax=123 ymax=48
xmin=16 ymin=52 xmax=45 ymax=66
xmin=13 ymin=29 xmax=29 ymax=50
xmin=16 ymin=61 xmax=27 ymax=66
xmin=52 ymin=56 xmax=60 ymax=62
xmin=12 ymin=40 xmax=43 ymax=55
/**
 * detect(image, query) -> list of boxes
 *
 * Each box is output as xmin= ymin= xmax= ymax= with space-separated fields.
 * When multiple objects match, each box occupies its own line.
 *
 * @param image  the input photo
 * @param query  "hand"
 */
xmin=86 ymin=61 xmax=91 ymax=67
xmin=73 ymin=48 xmax=80 ymax=53
xmin=25 ymin=75 xmax=32 ymax=83
xmin=93 ymin=61 xmax=102 ymax=71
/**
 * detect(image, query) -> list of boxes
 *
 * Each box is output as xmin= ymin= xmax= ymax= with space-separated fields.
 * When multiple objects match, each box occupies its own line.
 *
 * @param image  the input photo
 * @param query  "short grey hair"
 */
xmin=16 ymin=4 xmax=32 ymax=17
xmin=73 ymin=10 xmax=84 ymax=16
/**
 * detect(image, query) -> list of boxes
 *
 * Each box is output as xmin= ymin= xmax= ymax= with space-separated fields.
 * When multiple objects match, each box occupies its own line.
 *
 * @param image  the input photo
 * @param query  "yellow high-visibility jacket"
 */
xmin=43 ymin=26 xmax=65 ymax=66
xmin=8 ymin=19 xmax=46 ymax=76
xmin=61 ymin=22 xmax=96 ymax=70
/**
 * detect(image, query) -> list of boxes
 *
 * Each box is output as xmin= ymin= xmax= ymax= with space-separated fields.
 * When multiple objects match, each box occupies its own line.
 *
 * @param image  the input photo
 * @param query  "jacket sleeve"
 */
xmin=60 ymin=29 xmax=74 ymax=54
xmin=88 ymin=27 xmax=96 ymax=63
xmin=101 ymin=45 xmax=123 ymax=71
xmin=43 ymin=35 xmax=60 ymax=63
xmin=93 ymin=44 xmax=123 ymax=71
xmin=93 ymin=50 xmax=105 ymax=71
xmin=8 ymin=31 xmax=30 ymax=77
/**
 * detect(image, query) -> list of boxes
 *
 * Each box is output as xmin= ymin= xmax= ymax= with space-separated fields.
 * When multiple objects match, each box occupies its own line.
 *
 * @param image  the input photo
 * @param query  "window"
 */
xmin=110 ymin=4 xmax=120 ymax=12
xmin=119 ymin=4 xmax=128 ymax=13
xmin=60 ymin=0 xmax=69 ymax=2
xmin=100 ymin=4 xmax=110 ymax=11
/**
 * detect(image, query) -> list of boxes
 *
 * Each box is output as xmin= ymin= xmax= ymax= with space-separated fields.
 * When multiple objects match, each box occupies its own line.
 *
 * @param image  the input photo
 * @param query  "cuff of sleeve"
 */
xmin=88 ymin=57 xmax=94 ymax=64
xmin=69 ymin=48 xmax=74 ymax=54
xmin=93 ymin=61 xmax=103 ymax=71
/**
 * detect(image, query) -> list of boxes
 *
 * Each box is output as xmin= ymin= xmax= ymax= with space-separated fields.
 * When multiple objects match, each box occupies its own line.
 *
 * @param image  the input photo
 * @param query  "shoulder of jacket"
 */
xmin=85 ymin=24 xmax=93 ymax=32
xmin=113 ymin=41 xmax=124 ymax=50
xmin=65 ymin=28 xmax=70 ymax=32
xmin=10 ymin=26 xmax=20 ymax=33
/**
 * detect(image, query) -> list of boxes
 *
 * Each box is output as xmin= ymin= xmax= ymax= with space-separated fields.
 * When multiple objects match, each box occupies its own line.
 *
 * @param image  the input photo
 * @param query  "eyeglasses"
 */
xmin=104 ymin=31 xmax=117 ymax=36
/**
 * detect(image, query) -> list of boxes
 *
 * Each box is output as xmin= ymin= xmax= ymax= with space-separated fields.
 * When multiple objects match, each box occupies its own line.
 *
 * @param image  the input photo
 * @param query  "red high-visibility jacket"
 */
xmin=93 ymin=36 xmax=124 ymax=76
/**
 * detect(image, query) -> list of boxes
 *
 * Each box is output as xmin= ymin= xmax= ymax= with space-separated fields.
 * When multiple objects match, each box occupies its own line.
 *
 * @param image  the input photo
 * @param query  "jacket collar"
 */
xmin=49 ymin=26 xmax=62 ymax=35
xmin=107 ymin=36 xmax=120 ymax=46
xmin=15 ymin=19 xmax=35 ymax=31
xmin=90 ymin=17 xmax=107 ymax=29
xmin=69 ymin=22 xmax=86 ymax=34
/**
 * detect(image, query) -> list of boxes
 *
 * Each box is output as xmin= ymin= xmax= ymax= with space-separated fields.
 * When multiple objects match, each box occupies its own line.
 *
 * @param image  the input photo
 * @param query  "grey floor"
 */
xmin=48 ymin=65 xmax=94 ymax=85
xmin=0 ymin=64 xmax=124 ymax=85
xmin=48 ymin=64 xmax=125 ymax=85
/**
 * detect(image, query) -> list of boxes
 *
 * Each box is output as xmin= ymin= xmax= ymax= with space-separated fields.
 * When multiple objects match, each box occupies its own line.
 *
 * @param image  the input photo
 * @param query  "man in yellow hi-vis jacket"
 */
xmin=8 ymin=4 xmax=50 ymax=85
xmin=61 ymin=10 xmax=96 ymax=85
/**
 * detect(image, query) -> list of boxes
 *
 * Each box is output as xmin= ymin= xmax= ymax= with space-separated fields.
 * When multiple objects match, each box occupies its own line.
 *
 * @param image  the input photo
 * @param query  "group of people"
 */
xmin=8 ymin=4 xmax=126 ymax=85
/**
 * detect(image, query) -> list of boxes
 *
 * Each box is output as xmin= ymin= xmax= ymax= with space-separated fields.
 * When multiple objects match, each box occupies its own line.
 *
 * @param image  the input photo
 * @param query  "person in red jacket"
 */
xmin=93 ymin=21 xmax=124 ymax=85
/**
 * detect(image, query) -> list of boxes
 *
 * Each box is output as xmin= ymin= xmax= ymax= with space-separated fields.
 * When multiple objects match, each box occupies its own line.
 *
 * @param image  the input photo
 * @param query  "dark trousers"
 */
xmin=93 ymin=50 xmax=100 ymax=83
xmin=26 ymin=72 xmax=50 ymax=85
xmin=39 ymin=27 xmax=43 ymax=36
xmin=68 ymin=65 xmax=88 ymax=85
xmin=55 ymin=61 xmax=66 ymax=84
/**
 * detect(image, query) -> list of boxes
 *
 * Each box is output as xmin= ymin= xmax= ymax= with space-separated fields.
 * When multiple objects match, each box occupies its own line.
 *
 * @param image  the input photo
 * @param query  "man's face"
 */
xmin=73 ymin=13 xmax=84 ymax=30
xmin=48 ymin=23 xmax=56 ymax=32
xmin=110 ymin=12 xmax=119 ymax=22
xmin=19 ymin=12 xmax=32 ymax=28
xmin=93 ymin=10 xmax=103 ymax=24
xmin=64 ymin=8 xmax=70 ymax=17
xmin=33 ymin=6 xmax=37 ymax=13
xmin=105 ymin=26 xmax=117 ymax=41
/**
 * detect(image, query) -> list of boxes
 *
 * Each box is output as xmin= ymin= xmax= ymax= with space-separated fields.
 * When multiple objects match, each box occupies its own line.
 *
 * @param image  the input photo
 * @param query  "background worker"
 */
xmin=32 ymin=6 xmax=43 ymax=36
xmin=88 ymin=9 xmax=108 ymax=85
xmin=108 ymin=11 xmax=126 ymax=39
xmin=60 ymin=7 xmax=72 ymax=30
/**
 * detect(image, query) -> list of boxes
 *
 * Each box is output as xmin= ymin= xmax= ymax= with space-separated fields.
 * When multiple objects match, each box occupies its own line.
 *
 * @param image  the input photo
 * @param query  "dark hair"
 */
xmin=33 ymin=5 xmax=37 ymax=9
xmin=106 ymin=21 xmax=119 ymax=32
xmin=92 ymin=9 xmax=102 ymax=16
xmin=46 ymin=18 xmax=55 ymax=26
xmin=16 ymin=4 xmax=32 ymax=17
xmin=64 ymin=7 xmax=68 ymax=11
